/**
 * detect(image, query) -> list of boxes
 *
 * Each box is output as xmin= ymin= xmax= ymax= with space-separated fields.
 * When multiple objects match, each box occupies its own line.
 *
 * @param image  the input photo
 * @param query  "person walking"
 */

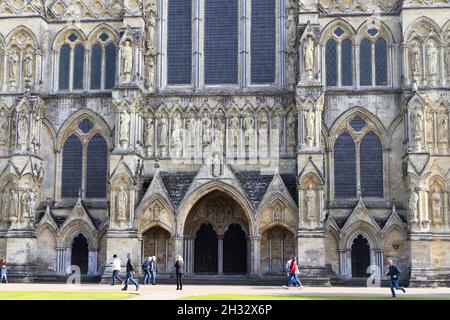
xmin=283 ymin=256 xmax=296 ymax=289
xmin=293 ymin=257 xmax=303 ymax=288
xmin=0 ymin=257 xmax=7 ymax=284
xmin=142 ymin=257 xmax=151 ymax=285
xmin=111 ymin=254 xmax=123 ymax=286
xmin=175 ymin=255 xmax=184 ymax=290
xmin=122 ymin=253 xmax=139 ymax=291
xmin=149 ymin=256 xmax=158 ymax=285
xmin=386 ymin=259 xmax=406 ymax=298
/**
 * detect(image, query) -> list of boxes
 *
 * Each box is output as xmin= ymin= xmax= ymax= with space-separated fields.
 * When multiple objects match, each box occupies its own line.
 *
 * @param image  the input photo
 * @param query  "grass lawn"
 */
xmin=181 ymin=294 xmax=450 ymax=300
xmin=0 ymin=291 xmax=133 ymax=300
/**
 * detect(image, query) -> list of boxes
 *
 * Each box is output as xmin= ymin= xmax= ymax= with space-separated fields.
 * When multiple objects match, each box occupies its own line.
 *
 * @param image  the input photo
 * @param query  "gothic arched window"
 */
xmin=375 ymin=38 xmax=387 ymax=86
xmin=58 ymin=33 xmax=85 ymax=91
xmin=326 ymin=39 xmax=337 ymax=86
xmin=251 ymin=0 xmax=276 ymax=84
xmin=61 ymin=119 xmax=108 ymax=199
xmin=360 ymin=38 xmax=372 ymax=86
xmin=334 ymin=132 xmax=357 ymax=198
xmin=167 ymin=0 xmax=192 ymax=85
xmin=204 ymin=0 xmax=238 ymax=84
xmin=334 ymin=117 xmax=384 ymax=199
xmin=90 ymin=44 xmax=102 ymax=90
xmin=90 ymin=32 xmax=117 ymax=90
xmin=341 ymin=39 xmax=353 ymax=86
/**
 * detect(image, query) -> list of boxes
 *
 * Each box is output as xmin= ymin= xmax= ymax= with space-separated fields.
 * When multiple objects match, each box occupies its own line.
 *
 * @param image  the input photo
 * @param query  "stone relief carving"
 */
xmin=244 ymin=114 xmax=255 ymax=147
xmin=23 ymin=53 xmax=33 ymax=86
xmin=120 ymin=40 xmax=133 ymax=83
xmin=411 ymin=108 xmax=424 ymax=147
xmin=408 ymin=187 xmax=419 ymax=223
xmin=119 ymin=109 xmax=130 ymax=148
xmin=151 ymin=203 xmax=161 ymax=222
xmin=205 ymin=197 xmax=234 ymax=226
xmin=426 ymin=43 xmax=438 ymax=78
xmin=305 ymin=185 xmax=316 ymax=221
xmin=287 ymin=53 xmax=297 ymax=89
xmin=186 ymin=114 xmax=196 ymax=148
xmin=229 ymin=116 xmax=240 ymax=148
xmin=202 ymin=113 xmax=212 ymax=147
xmin=214 ymin=110 xmax=225 ymax=148
xmin=171 ymin=113 xmax=183 ymax=149
xmin=159 ymin=115 xmax=169 ymax=149
xmin=21 ymin=189 xmax=36 ymax=225
xmin=0 ymin=110 xmax=9 ymax=148
xmin=116 ymin=186 xmax=128 ymax=221
xmin=258 ymin=112 xmax=269 ymax=151
xmin=271 ymin=202 xmax=285 ymax=222
xmin=18 ymin=113 xmax=29 ymax=151
xmin=144 ymin=116 xmax=154 ymax=148
xmin=431 ymin=189 xmax=442 ymax=222
xmin=287 ymin=112 xmax=297 ymax=147
xmin=438 ymin=114 xmax=448 ymax=144
xmin=211 ymin=153 xmax=222 ymax=178
xmin=8 ymin=53 xmax=19 ymax=89
xmin=410 ymin=45 xmax=421 ymax=81
xmin=304 ymin=106 xmax=315 ymax=148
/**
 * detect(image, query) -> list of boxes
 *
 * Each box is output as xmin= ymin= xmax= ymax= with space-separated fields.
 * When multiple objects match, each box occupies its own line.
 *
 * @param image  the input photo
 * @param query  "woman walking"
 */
xmin=150 ymin=256 xmax=158 ymax=285
xmin=175 ymin=255 xmax=184 ymax=290
xmin=0 ymin=257 xmax=7 ymax=284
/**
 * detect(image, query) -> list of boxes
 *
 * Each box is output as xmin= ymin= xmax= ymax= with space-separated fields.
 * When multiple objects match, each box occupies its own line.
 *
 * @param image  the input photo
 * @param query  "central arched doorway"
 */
xmin=194 ymin=224 xmax=218 ymax=273
xmin=351 ymin=234 xmax=370 ymax=277
xmin=184 ymin=190 xmax=250 ymax=275
xmin=223 ymin=224 xmax=247 ymax=274
xmin=71 ymin=233 xmax=89 ymax=274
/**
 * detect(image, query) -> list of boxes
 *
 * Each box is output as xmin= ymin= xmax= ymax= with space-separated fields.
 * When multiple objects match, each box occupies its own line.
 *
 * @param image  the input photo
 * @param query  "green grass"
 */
xmin=181 ymin=294 xmax=450 ymax=300
xmin=0 ymin=291 xmax=133 ymax=300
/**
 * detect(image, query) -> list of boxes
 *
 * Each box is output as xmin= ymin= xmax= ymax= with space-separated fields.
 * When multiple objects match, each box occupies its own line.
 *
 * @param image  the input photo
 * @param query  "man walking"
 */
xmin=122 ymin=253 xmax=139 ymax=291
xmin=142 ymin=257 xmax=151 ymax=285
xmin=149 ymin=256 xmax=158 ymax=285
xmin=386 ymin=259 xmax=406 ymax=298
xmin=111 ymin=254 xmax=123 ymax=286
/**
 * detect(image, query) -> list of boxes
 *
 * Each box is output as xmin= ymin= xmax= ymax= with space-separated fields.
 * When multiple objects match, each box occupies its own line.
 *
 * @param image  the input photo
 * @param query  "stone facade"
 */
xmin=0 ymin=0 xmax=449 ymax=287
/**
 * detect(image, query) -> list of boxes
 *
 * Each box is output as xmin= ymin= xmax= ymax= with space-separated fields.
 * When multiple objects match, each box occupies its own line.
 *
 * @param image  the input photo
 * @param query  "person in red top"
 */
xmin=283 ymin=256 xmax=302 ymax=288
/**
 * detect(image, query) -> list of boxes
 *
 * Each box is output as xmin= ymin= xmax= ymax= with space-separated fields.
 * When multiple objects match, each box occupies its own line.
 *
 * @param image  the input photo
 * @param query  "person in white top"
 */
xmin=111 ymin=254 xmax=123 ymax=286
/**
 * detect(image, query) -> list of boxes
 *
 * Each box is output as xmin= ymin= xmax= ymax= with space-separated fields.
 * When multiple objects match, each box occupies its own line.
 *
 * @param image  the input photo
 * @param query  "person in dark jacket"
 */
xmin=174 ymin=255 xmax=184 ymax=290
xmin=150 ymin=256 xmax=158 ymax=285
xmin=386 ymin=259 xmax=406 ymax=298
xmin=142 ymin=257 xmax=151 ymax=285
xmin=122 ymin=253 xmax=139 ymax=291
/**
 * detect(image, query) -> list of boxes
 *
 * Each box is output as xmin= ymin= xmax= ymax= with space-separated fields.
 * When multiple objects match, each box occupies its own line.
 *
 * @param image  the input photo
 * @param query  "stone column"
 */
xmin=88 ymin=249 xmax=98 ymax=275
xmin=249 ymin=236 xmax=261 ymax=276
xmin=217 ymin=236 xmax=223 ymax=275
xmin=339 ymin=249 xmax=347 ymax=277
xmin=56 ymin=246 xmax=67 ymax=274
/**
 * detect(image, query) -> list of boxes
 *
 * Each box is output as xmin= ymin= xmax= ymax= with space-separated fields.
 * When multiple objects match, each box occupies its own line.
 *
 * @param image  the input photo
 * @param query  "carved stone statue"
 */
xmin=305 ymin=185 xmax=316 ymax=220
xmin=212 ymin=153 xmax=222 ymax=177
xmin=23 ymin=53 xmax=33 ymax=84
xmin=438 ymin=115 xmax=448 ymax=143
xmin=186 ymin=115 xmax=196 ymax=147
xmin=286 ymin=8 xmax=296 ymax=49
xmin=287 ymin=53 xmax=297 ymax=89
xmin=18 ymin=114 xmax=29 ymax=149
xmin=431 ymin=189 xmax=442 ymax=221
xmin=202 ymin=114 xmax=212 ymax=146
xmin=159 ymin=116 xmax=168 ymax=147
xmin=258 ymin=112 xmax=268 ymax=149
xmin=408 ymin=188 xmax=419 ymax=223
xmin=21 ymin=190 xmax=35 ymax=224
xmin=120 ymin=40 xmax=133 ymax=82
xmin=287 ymin=113 xmax=297 ymax=146
xmin=271 ymin=114 xmax=282 ymax=148
xmin=410 ymin=46 xmax=421 ymax=80
xmin=8 ymin=189 xmax=18 ymax=224
xmin=171 ymin=115 xmax=182 ymax=148
xmin=119 ymin=109 xmax=130 ymax=147
xmin=426 ymin=112 xmax=434 ymax=147
xmin=304 ymin=107 xmax=315 ymax=148
xmin=144 ymin=117 xmax=154 ymax=147
xmin=272 ymin=204 xmax=283 ymax=221
xmin=2 ymin=188 xmax=10 ymax=220
xmin=0 ymin=111 xmax=8 ymax=146
xmin=303 ymin=36 xmax=315 ymax=74
xmin=229 ymin=116 xmax=240 ymax=148
xmin=411 ymin=108 xmax=424 ymax=146
xmin=244 ymin=115 xmax=255 ymax=146
xmin=8 ymin=53 xmax=19 ymax=83
xmin=152 ymin=203 xmax=161 ymax=221
xmin=116 ymin=186 xmax=128 ymax=221
xmin=214 ymin=111 xmax=225 ymax=146
xmin=447 ymin=49 xmax=450 ymax=75
xmin=426 ymin=43 xmax=438 ymax=77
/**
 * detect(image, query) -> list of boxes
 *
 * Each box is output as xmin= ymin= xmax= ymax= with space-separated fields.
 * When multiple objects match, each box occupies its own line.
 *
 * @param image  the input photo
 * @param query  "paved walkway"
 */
xmin=1 ymin=283 xmax=450 ymax=299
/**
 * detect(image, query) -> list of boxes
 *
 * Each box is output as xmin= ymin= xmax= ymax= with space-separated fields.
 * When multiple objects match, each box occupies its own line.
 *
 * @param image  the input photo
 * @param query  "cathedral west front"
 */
xmin=0 ymin=0 xmax=450 ymax=286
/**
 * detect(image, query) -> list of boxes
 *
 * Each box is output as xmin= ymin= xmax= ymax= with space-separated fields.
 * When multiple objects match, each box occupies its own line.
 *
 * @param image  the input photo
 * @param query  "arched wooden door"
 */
xmin=223 ymin=224 xmax=247 ymax=274
xmin=194 ymin=224 xmax=218 ymax=274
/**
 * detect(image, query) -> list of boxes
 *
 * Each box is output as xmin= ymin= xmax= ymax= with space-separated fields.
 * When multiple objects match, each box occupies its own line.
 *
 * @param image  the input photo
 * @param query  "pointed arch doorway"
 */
xmin=71 ymin=233 xmax=89 ymax=274
xmin=351 ymin=234 xmax=370 ymax=277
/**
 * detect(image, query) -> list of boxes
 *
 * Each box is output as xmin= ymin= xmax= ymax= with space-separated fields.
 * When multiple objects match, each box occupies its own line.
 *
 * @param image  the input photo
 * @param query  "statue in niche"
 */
xmin=186 ymin=115 xmax=196 ymax=147
xmin=152 ymin=203 xmax=161 ymax=222
xmin=18 ymin=114 xmax=29 ymax=149
xmin=305 ymin=185 xmax=316 ymax=220
xmin=438 ymin=115 xmax=448 ymax=144
xmin=286 ymin=7 xmax=296 ymax=49
xmin=202 ymin=114 xmax=212 ymax=146
xmin=446 ymin=49 xmax=450 ymax=75
xmin=272 ymin=204 xmax=283 ymax=221
xmin=0 ymin=111 xmax=8 ymax=146
xmin=116 ymin=186 xmax=128 ymax=221
xmin=9 ymin=189 xmax=18 ymax=222
xmin=23 ymin=53 xmax=33 ymax=84
xmin=426 ymin=112 xmax=434 ymax=147
xmin=120 ymin=40 xmax=133 ymax=82
xmin=411 ymin=108 xmax=424 ymax=146
xmin=212 ymin=153 xmax=222 ymax=177
xmin=244 ymin=115 xmax=255 ymax=146
xmin=303 ymin=36 xmax=315 ymax=74
xmin=144 ymin=117 xmax=154 ymax=147
xmin=21 ymin=189 xmax=35 ymax=224
xmin=287 ymin=53 xmax=297 ymax=89
xmin=271 ymin=114 xmax=282 ymax=148
xmin=8 ymin=53 xmax=19 ymax=84
xmin=159 ymin=116 xmax=168 ymax=147
xmin=2 ymin=188 xmax=10 ymax=220
xmin=304 ymin=107 xmax=315 ymax=148
xmin=214 ymin=111 xmax=225 ymax=147
xmin=259 ymin=112 xmax=269 ymax=149
xmin=410 ymin=46 xmax=421 ymax=80
xmin=408 ymin=188 xmax=419 ymax=223
xmin=119 ymin=109 xmax=130 ymax=147
xmin=426 ymin=43 xmax=438 ymax=78
xmin=431 ymin=189 xmax=442 ymax=221
xmin=171 ymin=114 xmax=182 ymax=148
xmin=229 ymin=116 xmax=240 ymax=148
xmin=287 ymin=113 xmax=297 ymax=146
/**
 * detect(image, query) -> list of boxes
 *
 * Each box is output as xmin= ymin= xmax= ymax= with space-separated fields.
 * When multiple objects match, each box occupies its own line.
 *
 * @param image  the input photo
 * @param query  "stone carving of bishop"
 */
xmin=212 ymin=153 xmax=222 ymax=177
xmin=121 ymin=40 xmax=133 ymax=83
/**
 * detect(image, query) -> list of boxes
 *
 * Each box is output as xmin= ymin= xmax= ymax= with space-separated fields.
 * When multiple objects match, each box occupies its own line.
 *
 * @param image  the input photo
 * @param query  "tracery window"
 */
xmin=58 ymin=33 xmax=85 ymax=91
xmin=90 ymin=32 xmax=117 ymax=90
xmin=324 ymin=26 xmax=353 ymax=87
xmin=61 ymin=118 xmax=108 ymax=199
xmin=334 ymin=116 xmax=383 ymax=199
